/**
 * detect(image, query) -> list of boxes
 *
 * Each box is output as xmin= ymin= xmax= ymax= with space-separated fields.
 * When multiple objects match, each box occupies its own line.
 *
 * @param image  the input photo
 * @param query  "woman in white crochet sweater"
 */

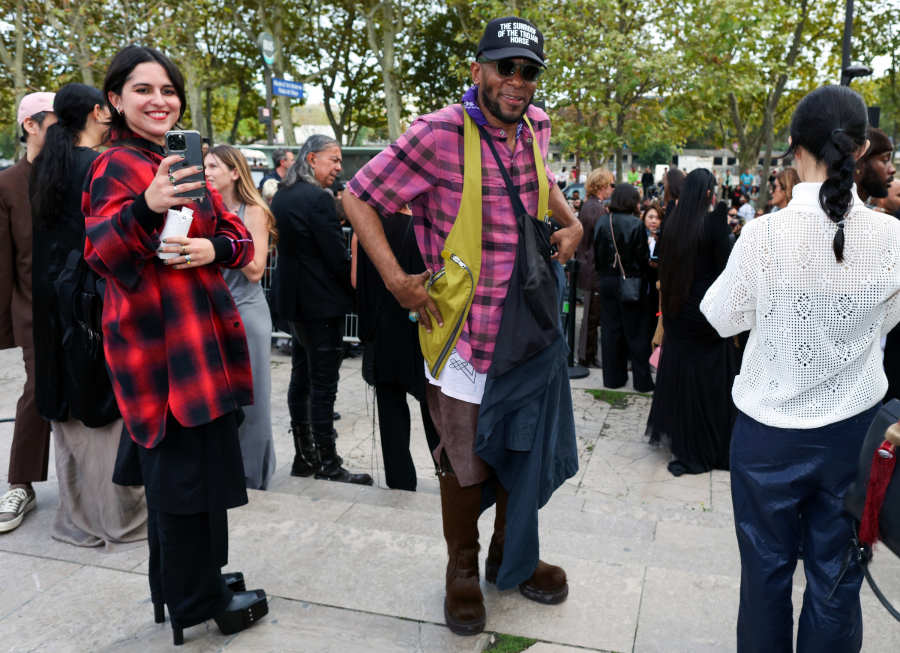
xmin=702 ymin=85 xmax=900 ymax=653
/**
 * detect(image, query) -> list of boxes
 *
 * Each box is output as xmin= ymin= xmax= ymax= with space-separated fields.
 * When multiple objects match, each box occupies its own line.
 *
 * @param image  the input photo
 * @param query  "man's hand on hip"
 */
xmin=388 ymin=270 xmax=444 ymax=333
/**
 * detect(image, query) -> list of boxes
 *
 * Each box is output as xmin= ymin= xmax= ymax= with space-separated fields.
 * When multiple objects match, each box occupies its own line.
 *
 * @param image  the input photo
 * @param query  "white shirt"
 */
xmin=701 ymin=182 xmax=900 ymax=429
xmin=738 ymin=203 xmax=755 ymax=222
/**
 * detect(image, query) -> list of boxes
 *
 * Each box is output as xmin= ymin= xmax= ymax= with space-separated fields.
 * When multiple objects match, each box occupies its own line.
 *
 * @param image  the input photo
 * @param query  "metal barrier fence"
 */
xmin=263 ymin=228 xmax=359 ymax=344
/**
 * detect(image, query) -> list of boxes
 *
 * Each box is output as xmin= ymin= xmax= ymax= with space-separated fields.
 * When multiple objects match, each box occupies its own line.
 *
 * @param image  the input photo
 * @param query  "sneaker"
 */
xmin=0 ymin=488 xmax=36 ymax=533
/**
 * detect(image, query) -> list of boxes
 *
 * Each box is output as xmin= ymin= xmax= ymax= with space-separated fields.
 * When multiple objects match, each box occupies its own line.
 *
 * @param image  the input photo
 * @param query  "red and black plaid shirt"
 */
xmin=84 ymin=131 xmax=255 ymax=448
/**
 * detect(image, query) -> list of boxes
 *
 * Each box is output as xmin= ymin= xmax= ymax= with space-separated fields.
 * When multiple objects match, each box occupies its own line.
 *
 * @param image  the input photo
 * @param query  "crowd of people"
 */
xmin=1 ymin=13 xmax=899 ymax=652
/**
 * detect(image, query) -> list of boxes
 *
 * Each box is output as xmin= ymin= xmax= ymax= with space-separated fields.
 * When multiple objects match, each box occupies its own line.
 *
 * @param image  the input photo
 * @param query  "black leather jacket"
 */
xmin=593 ymin=211 xmax=649 ymax=278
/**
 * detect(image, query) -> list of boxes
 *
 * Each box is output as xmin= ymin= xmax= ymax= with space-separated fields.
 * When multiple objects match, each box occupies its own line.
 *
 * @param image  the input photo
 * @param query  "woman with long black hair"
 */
xmin=30 ymin=83 xmax=148 ymax=551
xmin=646 ymin=169 xmax=738 ymax=476
xmin=702 ymin=85 xmax=900 ymax=653
xmin=84 ymin=46 xmax=267 ymax=645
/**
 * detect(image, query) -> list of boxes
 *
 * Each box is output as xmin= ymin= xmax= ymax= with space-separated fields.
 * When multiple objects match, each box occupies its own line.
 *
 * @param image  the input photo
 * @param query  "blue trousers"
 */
xmin=730 ymin=404 xmax=879 ymax=653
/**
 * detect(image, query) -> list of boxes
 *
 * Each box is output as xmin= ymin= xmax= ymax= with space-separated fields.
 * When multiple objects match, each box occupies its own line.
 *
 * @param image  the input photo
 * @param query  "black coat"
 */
xmin=593 ymin=211 xmax=649 ymax=279
xmin=31 ymin=146 xmax=120 ymax=427
xmin=356 ymin=212 xmax=427 ymax=402
xmin=271 ymin=180 xmax=354 ymax=321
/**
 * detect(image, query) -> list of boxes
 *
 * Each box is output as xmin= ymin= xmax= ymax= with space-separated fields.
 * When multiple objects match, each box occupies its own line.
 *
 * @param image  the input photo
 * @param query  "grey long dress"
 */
xmin=221 ymin=204 xmax=275 ymax=490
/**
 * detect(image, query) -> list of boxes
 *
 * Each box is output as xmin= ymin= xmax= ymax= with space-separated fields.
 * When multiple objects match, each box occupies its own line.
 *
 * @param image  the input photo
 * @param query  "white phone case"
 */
xmin=157 ymin=208 xmax=194 ymax=259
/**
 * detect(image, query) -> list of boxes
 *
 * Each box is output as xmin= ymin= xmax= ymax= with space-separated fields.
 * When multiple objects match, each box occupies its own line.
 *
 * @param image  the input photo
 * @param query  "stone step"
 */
xmin=268 ymin=463 xmax=736 ymax=531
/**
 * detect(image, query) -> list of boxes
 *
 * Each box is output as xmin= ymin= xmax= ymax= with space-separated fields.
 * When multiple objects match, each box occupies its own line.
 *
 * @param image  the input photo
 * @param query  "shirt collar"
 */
xmin=462 ymin=85 xmax=524 ymax=141
xmin=787 ymin=182 xmax=864 ymax=211
xmin=111 ymin=128 xmax=167 ymax=157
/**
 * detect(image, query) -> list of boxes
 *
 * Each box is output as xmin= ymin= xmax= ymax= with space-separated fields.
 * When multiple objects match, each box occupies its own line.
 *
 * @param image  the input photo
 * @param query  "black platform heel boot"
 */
xmin=213 ymin=590 xmax=269 ymax=636
xmin=313 ymin=430 xmax=373 ymax=485
xmin=291 ymin=426 xmax=317 ymax=477
xmin=154 ymin=572 xmax=246 ymax=625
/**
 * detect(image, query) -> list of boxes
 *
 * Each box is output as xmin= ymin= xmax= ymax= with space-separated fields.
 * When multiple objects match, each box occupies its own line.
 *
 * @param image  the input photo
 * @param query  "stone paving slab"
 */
xmin=4 ymin=343 xmax=900 ymax=652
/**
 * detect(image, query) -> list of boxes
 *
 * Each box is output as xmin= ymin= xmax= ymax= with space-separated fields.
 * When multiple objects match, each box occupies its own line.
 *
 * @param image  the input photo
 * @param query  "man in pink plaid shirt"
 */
xmin=345 ymin=16 xmax=582 ymax=636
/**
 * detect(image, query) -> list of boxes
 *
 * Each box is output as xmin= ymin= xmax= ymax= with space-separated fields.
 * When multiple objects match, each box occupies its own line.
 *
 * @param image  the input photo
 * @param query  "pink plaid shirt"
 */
xmin=347 ymin=100 xmax=555 ymax=373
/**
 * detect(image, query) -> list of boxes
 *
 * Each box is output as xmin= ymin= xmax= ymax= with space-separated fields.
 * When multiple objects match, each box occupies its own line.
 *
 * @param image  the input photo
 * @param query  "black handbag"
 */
xmin=837 ymin=398 xmax=900 ymax=621
xmin=53 ymin=250 xmax=120 ymax=428
xmin=608 ymin=214 xmax=641 ymax=303
xmin=478 ymin=125 xmax=560 ymax=379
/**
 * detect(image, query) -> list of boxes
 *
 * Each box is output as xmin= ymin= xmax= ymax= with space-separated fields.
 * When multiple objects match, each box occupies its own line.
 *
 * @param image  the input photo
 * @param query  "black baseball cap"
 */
xmin=476 ymin=17 xmax=545 ymax=68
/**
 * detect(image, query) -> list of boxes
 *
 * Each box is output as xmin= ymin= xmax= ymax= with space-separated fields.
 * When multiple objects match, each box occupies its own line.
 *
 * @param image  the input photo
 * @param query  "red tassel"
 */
xmin=860 ymin=441 xmax=897 ymax=546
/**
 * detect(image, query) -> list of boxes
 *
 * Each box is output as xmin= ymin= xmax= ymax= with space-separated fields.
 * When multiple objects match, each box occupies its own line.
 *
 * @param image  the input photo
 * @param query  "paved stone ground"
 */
xmin=1 ymin=327 xmax=899 ymax=651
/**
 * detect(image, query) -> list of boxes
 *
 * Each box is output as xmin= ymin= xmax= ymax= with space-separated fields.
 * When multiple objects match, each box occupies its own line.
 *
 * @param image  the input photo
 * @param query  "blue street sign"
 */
xmin=272 ymin=78 xmax=304 ymax=99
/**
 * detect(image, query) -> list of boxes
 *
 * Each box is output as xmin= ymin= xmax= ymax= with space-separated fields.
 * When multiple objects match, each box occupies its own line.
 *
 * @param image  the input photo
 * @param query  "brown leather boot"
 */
xmin=438 ymin=463 xmax=486 ymax=636
xmin=484 ymin=476 xmax=569 ymax=605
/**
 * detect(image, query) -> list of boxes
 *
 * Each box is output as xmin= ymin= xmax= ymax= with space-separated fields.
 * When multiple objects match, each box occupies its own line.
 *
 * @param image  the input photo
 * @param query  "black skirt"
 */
xmin=646 ymin=334 xmax=739 ymax=475
xmin=113 ymin=410 xmax=248 ymax=515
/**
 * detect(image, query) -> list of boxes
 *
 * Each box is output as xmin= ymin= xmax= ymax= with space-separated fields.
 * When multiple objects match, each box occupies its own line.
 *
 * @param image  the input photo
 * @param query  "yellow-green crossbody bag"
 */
xmin=420 ymin=112 xmax=483 ymax=379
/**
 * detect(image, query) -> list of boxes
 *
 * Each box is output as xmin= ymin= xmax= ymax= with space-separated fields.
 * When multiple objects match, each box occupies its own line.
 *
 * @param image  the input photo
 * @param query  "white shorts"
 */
xmin=424 ymin=348 xmax=486 ymax=405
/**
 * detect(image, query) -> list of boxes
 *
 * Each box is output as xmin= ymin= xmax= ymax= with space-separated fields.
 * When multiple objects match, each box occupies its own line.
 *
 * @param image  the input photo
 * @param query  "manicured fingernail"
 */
xmin=196 ymin=166 xmax=203 ymax=170
xmin=162 ymin=239 xmax=167 ymax=243
xmin=180 ymin=154 xmax=185 ymax=159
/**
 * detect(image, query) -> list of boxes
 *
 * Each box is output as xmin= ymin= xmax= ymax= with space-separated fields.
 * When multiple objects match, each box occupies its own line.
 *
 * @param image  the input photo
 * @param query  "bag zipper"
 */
xmin=430 ymin=254 xmax=474 ymax=376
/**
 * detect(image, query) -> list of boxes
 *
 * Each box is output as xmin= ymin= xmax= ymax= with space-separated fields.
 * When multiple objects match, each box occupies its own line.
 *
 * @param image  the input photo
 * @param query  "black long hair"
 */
xmin=30 ymin=83 xmax=104 ymax=229
xmin=103 ymin=45 xmax=186 ymax=140
xmin=659 ymin=168 xmax=717 ymax=316
xmin=786 ymin=85 xmax=868 ymax=262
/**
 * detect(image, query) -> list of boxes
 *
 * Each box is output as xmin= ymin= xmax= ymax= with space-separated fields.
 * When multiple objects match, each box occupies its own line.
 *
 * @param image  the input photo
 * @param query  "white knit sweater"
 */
xmin=701 ymin=183 xmax=900 ymax=429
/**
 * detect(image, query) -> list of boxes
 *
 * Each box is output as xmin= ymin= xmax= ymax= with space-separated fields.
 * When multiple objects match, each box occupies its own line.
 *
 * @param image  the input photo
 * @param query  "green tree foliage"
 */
xmin=404 ymin=8 xmax=475 ymax=115
xmin=540 ymin=0 xmax=684 ymax=182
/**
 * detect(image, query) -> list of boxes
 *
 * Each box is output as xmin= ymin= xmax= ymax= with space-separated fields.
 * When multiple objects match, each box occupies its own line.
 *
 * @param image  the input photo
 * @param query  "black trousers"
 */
xmin=599 ymin=276 xmax=654 ymax=392
xmin=288 ymin=317 xmax=344 ymax=441
xmin=375 ymin=381 xmax=440 ymax=491
xmin=148 ymin=507 xmax=233 ymax=630
xmin=731 ymin=405 xmax=878 ymax=653
xmin=577 ymin=287 xmax=601 ymax=364
xmin=114 ymin=411 xmax=247 ymax=631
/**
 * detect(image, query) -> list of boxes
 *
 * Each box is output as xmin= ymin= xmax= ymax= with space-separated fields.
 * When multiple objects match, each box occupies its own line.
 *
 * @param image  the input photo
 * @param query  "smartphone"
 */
xmin=165 ymin=130 xmax=206 ymax=202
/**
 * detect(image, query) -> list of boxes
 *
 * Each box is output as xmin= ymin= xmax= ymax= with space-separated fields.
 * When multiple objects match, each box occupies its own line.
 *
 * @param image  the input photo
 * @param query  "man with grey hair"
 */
xmin=270 ymin=135 xmax=372 ymax=486
xmin=258 ymin=147 xmax=294 ymax=191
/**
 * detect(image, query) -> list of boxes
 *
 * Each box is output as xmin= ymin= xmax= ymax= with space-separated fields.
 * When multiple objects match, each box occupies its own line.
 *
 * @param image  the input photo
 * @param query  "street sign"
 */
xmin=272 ymin=78 xmax=304 ymax=99
xmin=258 ymin=32 xmax=275 ymax=67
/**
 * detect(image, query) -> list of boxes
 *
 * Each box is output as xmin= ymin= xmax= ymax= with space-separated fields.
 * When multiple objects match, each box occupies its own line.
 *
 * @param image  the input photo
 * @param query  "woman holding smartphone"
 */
xmin=84 ymin=45 xmax=267 ymax=645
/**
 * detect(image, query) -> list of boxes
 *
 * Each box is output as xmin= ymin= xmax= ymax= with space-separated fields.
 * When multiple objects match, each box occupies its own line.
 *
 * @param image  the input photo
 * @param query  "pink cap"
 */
xmin=17 ymin=92 xmax=56 ymax=125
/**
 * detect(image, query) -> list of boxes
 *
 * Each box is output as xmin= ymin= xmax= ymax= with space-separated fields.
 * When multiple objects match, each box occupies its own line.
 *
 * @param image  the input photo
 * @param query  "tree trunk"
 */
xmin=381 ymin=69 xmax=403 ymax=141
xmin=588 ymin=150 xmax=601 ymax=170
xmin=757 ymin=109 xmax=775 ymax=212
xmin=271 ymin=1 xmax=296 ymax=145
xmin=0 ymin=0 xmax=28 ymax=160
xmin=205 ymin=86 xmax=214 ymax=147
xmin=230 ymin=89 xmax=243 ymax=144
xmin=614 ymin=113 xmax=625 ymax=182
xmin=363 ymin=0 xmax=402 ymax=141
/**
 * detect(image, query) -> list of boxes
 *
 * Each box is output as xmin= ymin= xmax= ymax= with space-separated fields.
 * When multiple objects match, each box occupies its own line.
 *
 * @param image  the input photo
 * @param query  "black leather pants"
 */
xmin=288 ymin=318 xmax=345 ymax=443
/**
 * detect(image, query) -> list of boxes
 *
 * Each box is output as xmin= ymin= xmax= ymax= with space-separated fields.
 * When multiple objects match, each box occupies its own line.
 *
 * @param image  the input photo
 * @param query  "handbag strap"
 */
xmin=608 ymin=213 xmax=628 ymax=279
xmin=475 ymin=115 xmax=549 ymax=222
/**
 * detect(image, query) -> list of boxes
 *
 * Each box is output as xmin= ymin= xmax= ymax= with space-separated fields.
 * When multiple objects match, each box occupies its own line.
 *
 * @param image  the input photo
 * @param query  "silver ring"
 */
xmin=185 ymin=254 xmax=191 ymax=265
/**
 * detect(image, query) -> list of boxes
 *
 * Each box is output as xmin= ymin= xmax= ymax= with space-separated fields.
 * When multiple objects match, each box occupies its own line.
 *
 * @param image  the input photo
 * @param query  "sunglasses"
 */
xmin=477 ymin=58 xmax=545 ymax=82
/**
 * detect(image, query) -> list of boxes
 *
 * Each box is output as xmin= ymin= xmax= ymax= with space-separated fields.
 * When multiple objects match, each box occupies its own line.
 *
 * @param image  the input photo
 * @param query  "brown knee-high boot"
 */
xmin=485 ymin=474 xmax=569 ymax=605
xmin=438 ymin=462 xmax=486 ymax=636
